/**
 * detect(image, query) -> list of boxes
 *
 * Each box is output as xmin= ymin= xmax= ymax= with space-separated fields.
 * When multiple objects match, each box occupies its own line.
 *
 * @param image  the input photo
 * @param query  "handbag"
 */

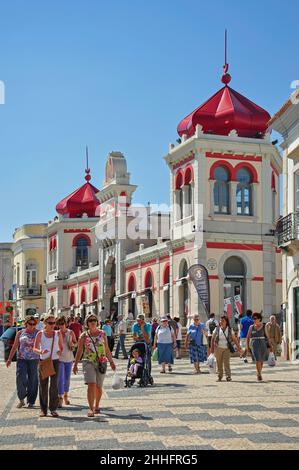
xmin=87 ymin=332 xmax=107 ymax=374
xmin=39 ymin=334 xmax=56 ymax=380
xmin=222 ymin=328 xmax=235 ymax=354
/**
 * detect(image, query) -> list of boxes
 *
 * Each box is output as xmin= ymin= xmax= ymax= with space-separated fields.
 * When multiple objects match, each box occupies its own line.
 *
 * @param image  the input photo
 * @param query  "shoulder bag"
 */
xmin=222 ymin=328 xmax=235 ymax=354
xmin=39 ymin=333 xmax=56 ymax=380
xmin=87 ymin=331 xmax=107 ymax=374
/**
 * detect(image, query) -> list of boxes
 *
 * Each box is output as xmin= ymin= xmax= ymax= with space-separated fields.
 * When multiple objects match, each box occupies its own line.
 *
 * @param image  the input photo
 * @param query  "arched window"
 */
xmin=144 ymin=269 xmax=154 ymax=318
xmin=75 ymin=237 xmax=89 ymax=267
xmin=175 ymin=172 xmax=183 ymax=220
xmin=163 ymin=264 xmax=170 ymax=315
xmin=184 ymin=167 xmax=193 ymax=217
xmin=236 ymin=168 xmax=252 ymax=215
xmin=80 ymin=288 xmax=86 ymax=304
xmin=178 ymin=260 xmax=189 ymax=326
xmin=128 ymin=274 xmax=136 ymax=293
xmin=223 ymin=256 xmax=246 ymax=323
xmin=214 ymin=166 xmax=230 ymax=214
xmin=92 ymin=284 xmax=98 ymax=301
xmin=70 ymin=291 xmax=75 ymax=306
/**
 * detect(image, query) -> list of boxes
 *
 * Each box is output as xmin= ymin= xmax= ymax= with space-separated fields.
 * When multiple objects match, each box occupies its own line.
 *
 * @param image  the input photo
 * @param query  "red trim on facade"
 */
xmin=63 ymin=286 xmax=68 ymax=290
xmin=90 ymin=277 xmax=99 ymax=283
xmin=47 ymin=287 xmax=57 ymax=293
xmin=69 ymin=291 xmax=75 ymax=306
xmin=125 ymin=264 xmax=140 ymax=272
xmin=206 ymin=242 xmax=263 ymax=251
xmin=67 ymin=284 xmax=77 ymax=290
xmin=276 ymin=248 xmax=282 ymax=254
xmin=159 ymin=255 xmax=170 ymax=262
xmin=208 ymin=275 xmax=219 ymax=280
xmin=184 ymin=165 xmax=194 ymax=185
xmin=209 ymin=160 xmax=234 ymax=180
xmin=144 ymin=268 xmax=154 ymax=289
xmin=252 ymin=276 xmax=264 ymax=281
xmin=72 ymin=233 xmax=91 ymax=247
xmin=64 ymin=229 xmax=91 ymax=233
xmin=172 ymin=154 xmax=194 ymax=170
xmin=163 ymin=264 xmax=170 ymax=285
xmin=175 ymin=171 xmax=183 ymax=190
xmin=128 ymin=273 xmax=137 ymax=292
xmin=233 ymin=162 xmax=258 ymax=183
xmin=141 ymin=259 xmax=157 ymax=269
xmin=173 ymin=245 xmax=193 ymax=255
xmin=271 ymin=163 xmax=279 ymax=177
xmin=80 ymin=288 xmax=86 ymax=303
xmin=92 ymin=284 xmax=98 ymax=301
xmin=206 ymin=152 xmax=262 ymax=163
xmin=276 ymin=279 xmax=283 ymax=283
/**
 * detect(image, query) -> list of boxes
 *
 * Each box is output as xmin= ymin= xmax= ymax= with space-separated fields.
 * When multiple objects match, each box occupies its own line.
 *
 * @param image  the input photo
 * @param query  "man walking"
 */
xmin=239 ymin=309 xmax=254 ymax=363
xmin=206 ymin=313 xmax=218 ymax=355
xmin=265 ymin=315 xmax=282 ymax=359
xmin=114 ymin=315 xmax=128 ymax=359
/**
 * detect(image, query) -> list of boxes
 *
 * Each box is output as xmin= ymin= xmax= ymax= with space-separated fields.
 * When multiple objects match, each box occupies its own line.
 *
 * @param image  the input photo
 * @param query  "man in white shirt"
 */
xmin=114 ymin=315 xmax=128 ymax=359
xmin=206 ymin=313 xmax=218 ymax=355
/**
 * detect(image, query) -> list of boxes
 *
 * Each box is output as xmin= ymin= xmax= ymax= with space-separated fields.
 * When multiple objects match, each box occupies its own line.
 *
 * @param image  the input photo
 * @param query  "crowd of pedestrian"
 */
xmin=5 ymin=306 xmax=282 ymax=418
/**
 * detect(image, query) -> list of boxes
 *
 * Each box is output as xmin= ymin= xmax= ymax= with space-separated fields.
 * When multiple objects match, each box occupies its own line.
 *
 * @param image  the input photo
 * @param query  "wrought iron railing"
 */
xmin=276 ymin=212 xmax=299 ymax=246
xmin=18 ymin=285 xmax=42 ymax=298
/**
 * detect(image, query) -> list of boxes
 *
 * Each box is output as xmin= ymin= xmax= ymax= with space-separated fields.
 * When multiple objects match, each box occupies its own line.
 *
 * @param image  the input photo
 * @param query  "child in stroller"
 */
xmin=125 ymin=342 xmax=154 ymax=387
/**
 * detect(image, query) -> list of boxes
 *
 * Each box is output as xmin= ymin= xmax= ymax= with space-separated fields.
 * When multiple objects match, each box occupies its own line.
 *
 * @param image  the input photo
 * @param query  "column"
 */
xmin=230 ymin=181 xmax=238 ymax=216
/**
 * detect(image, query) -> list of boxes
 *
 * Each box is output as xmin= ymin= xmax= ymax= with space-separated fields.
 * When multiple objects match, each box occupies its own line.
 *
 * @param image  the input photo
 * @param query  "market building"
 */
xmin=271 ymin=89 xmax=299 ymax=360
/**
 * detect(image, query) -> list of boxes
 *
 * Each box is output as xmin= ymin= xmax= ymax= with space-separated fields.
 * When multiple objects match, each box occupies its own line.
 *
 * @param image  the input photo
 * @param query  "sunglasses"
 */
xmin=88 ymin=319 xmax=97 ymax=323
xmin=46 ymin=321 xmax=56 ymax=325
xmin=194 ymin=318 xmax=200 ymax=321
xmin=28 ymin=322 xmax=36 ymax=326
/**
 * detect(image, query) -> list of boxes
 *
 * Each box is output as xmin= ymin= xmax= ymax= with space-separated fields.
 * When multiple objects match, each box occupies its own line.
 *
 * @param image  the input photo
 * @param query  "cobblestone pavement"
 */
xmin=0 ymin=357 xmax=299 ymax=450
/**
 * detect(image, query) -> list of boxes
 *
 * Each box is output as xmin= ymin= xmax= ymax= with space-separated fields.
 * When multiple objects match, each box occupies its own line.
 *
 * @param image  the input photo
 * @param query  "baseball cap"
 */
xmin=137 ymin=314 xmax=145 ymax=321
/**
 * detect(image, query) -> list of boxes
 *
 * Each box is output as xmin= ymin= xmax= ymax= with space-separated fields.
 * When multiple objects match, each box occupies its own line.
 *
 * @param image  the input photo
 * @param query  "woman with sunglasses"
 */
xmin=56 ymin=316 xmax=77 ymax=408
xmin=33 ymin=313 xmax=63 ymax=417
xmin=6 ymin=315 xmax=39 ymax=409
xmin=73 ymin=314 xmax=116 ymax=417
xmin=246 ymin=312 xmax=269 ymax=381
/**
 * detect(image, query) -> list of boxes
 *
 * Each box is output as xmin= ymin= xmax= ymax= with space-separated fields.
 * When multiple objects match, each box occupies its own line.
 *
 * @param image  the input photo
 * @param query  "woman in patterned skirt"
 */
xmin=185 ymin=314 xmax=208 ymax=373
xmin=246 ymin=312 xmax=270 ymax=381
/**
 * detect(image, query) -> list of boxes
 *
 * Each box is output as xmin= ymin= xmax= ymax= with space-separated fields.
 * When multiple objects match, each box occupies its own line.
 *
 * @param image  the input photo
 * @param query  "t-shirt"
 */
xmin=156 ymin=325 xmax=174 ymax=344
xmin=132 ymin=322 xmax=151 ymax=343
xmin=206 ymin=318 xmax=218 ymax=336
xmin=69 ymin=322 xmax=83 ymax=340
xmin=102 ymin=324 xmax=112 ymax=337
xmin=239 ymin=316 xmax=254 ymax=338
xmin=188 ymin=324 xmax=203 ymax=346
xmin=116 ymin=320 xmax=127 ymax=335
xmin=176 ymin=322 xmax=182 ymax=341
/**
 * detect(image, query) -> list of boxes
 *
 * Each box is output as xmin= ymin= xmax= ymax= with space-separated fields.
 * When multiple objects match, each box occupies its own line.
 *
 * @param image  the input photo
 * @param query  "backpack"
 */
xmin=209 ymin=320 xmax=217 ymax=335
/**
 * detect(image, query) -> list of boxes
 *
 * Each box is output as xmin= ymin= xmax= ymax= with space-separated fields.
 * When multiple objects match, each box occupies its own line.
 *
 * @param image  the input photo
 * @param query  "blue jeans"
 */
xmin=58 ymin=361 xmax=73 ymax=395
xmin=16 ymin=359 xmax=39 ymax=405
xmin=114 ymin=335 xmax=128 ymax=358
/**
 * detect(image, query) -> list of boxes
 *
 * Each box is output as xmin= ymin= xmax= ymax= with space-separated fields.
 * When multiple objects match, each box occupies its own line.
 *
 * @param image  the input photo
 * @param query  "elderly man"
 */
xmin=265 ymin=315 xmax=282 ymax=359
xmin=114 ymin=315 xmax=128 ymax=359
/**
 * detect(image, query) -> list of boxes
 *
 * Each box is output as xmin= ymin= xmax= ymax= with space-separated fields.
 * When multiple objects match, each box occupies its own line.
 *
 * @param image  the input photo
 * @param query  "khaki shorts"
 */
xmin=240 ymin=338 xmax=247 ymax=350
xmin=82 ymin=360 xmax=106 ymax=388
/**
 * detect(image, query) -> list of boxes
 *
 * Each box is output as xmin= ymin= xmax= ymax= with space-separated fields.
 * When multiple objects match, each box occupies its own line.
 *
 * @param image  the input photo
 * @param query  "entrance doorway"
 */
xmin=223 ymin=256 xmax=246 ymax=328
xmin=293 ymin=288 xmax=299 ymax=352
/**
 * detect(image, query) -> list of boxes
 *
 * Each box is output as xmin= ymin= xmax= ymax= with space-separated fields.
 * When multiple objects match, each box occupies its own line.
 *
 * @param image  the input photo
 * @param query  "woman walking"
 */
xmin=56 ymin=316 xmax=77 ymax=408
xmin=6 ymin=315 xmax=39 ymax=408
xmin=152 ymin=317 xmax=176 ymax=373
xmin=173 ymin=317 xmax=183 ymax=359
xmin=211 ymin=315 xmax=241 ymax=382
xmin=247 ymin=312 xmax=270 ymax=381
xmin=185 ymin=314 xmax=208 ymax=374
xmin=73 ymin=313 xmax=116 ymax=417
xmin=33 ymin=314 xmax=63 ymax=417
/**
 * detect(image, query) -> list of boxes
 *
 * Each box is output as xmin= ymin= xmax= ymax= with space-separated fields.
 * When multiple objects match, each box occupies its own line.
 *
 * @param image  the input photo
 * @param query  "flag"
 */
xmin=188 ymin=264 xmax=210 ymax=317
xmin=234 ymin=295 xmax=243 ymax=316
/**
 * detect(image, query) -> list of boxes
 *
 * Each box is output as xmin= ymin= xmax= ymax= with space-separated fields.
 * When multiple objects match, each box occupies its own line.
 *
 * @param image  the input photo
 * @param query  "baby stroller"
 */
xmin=124 ymin=342 xmax=154 ymax=388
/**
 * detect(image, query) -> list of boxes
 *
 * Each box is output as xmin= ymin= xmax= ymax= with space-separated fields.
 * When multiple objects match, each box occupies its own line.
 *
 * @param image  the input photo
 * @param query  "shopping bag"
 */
xmin=207 ymin=353 xmax=217 ymax=374
xmin=152 ymin=348 xmax=158 ymax=362
xmin=112 ymin=373 xmax=123 ymax=390
xmin=267 ymin=352 xmax=276 ymax=367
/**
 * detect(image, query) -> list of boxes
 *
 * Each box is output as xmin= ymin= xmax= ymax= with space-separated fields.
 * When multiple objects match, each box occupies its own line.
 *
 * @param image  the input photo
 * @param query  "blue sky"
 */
xmin=0 ymin=0 xmax=296 ymax=241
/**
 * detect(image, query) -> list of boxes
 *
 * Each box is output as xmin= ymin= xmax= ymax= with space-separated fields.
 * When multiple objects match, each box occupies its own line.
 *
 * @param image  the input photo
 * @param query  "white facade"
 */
xmin=0 ymin=243 xmax=13 ymax=301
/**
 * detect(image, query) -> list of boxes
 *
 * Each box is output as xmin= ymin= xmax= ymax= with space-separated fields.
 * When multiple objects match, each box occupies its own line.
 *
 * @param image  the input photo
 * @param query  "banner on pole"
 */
xmin=188 ymin=264 xmax=210 ymax=317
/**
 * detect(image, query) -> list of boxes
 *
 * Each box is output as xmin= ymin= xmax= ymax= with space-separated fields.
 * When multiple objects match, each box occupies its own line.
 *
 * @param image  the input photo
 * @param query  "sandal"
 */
xmin=168 ymin=366 xmax=173 ymax=373
xmin=50 ymin=411 xmax=59 ymax=417
xmin=94 ymin=408 xmax=100 ymax=414
xmin=39 ymin=411 xmax=47 ymax=417
xmin=226 ymin=377 xmax=232 ymax=382
xmin=87 ymin=410 xmax=95 ymax=417
xmin=160 ymin=370 xmax=166 ymax=374
xmin=58 ymin=397 xmax=63 ymax=408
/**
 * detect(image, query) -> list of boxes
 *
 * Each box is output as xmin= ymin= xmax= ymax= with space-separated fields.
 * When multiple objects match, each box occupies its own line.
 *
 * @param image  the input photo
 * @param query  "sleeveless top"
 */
xmin=40 ymin=331 xmax=60 ymax=360
xmin=59 ymin=330 xmax=74 ymax=363
xmin=82 ymin=329 xmax=106 ymax=364
xmin=251 ymin=325 xmax=265 ymax=339
xmin=18 ymin=329 xmax=39 ymax=360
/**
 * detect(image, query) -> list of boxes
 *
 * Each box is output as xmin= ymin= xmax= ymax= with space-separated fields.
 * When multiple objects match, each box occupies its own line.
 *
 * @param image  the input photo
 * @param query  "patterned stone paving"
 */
xmin=0 ymin=358 xmax=299 ymax=450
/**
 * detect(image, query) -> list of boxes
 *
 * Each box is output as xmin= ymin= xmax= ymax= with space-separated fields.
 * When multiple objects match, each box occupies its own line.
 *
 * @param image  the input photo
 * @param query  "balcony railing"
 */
xmin=276 ymin=212 xmax=299 ymax=247
xmin=18 ymin=285 xmax=42 ymax=298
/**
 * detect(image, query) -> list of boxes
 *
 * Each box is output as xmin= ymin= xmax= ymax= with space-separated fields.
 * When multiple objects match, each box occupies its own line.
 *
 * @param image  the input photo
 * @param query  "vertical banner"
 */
xmin=141 ymin=295 xmax=150 ymax=315
xmin=234 ymin=295 xmax=243 ymax=317
xmin=224 ymin=297 xmax=232 ymax=319
xmin=188 ymin=264 xmax=210 ymax=317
